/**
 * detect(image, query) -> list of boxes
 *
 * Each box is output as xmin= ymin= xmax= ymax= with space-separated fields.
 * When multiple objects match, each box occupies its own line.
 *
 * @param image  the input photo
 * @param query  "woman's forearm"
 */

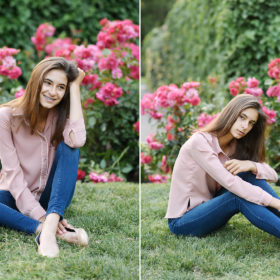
xmin=68 ymin=68 xmax=85 ymax=143
xmin=69 ymin=83 xmax=83 ymax=122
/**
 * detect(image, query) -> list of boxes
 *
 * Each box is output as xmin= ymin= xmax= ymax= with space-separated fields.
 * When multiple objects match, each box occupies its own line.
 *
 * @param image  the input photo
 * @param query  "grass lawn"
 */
xmin=141 ymin=182 xmax=280 ymax=280
xmin=0 ymin=182 xmax=138 ymax=280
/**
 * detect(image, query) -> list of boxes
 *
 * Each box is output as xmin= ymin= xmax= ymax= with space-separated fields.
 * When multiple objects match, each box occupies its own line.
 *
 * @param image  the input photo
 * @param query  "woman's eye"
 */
xmin=44 ymin=80 xmax=51 ymax=85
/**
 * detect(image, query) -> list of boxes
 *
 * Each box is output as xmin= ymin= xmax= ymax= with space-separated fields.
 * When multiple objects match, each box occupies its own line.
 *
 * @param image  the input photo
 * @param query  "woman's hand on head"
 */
xmin=224 ymin=159 xmax=257 ymax=175
xmin=71 ymin=68 xmax=85 ymax=86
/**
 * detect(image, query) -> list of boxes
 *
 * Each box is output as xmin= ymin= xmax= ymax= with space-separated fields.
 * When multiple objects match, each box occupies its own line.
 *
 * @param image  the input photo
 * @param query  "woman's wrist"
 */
xmin=248 ymin=161 xmax=257 ymax=173
xmin=268 ymin=197 xmax=280 ymax=211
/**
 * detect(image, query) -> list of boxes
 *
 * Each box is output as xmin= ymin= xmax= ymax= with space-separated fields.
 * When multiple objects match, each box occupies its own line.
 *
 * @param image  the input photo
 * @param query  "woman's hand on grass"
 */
xmin=224 ymin=160 xmax=257 ymax=175
xmin=56 ymin=219 xmax=73 ymax=235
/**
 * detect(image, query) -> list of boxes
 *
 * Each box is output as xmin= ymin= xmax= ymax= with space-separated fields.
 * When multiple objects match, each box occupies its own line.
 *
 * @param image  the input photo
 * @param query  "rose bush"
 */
xmin=0 ymin=19 xmax=139 ymax=183
xmin=141 ymin=59 xmax=280 ymax=183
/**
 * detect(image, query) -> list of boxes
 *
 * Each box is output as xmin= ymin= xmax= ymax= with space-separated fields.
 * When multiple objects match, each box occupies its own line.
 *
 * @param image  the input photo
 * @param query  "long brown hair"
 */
xmin=1 ymin=57 xmax=79 ymax=146
xmin=201 ymin=94 xmax=267 ymax=162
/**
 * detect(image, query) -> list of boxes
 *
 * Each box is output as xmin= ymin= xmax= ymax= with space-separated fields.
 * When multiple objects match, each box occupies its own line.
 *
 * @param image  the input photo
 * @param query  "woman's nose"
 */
xmin=49 ymin=86 xmax=56 ymax=95
xmin=241 ymin=121 xmax=249 ymax=130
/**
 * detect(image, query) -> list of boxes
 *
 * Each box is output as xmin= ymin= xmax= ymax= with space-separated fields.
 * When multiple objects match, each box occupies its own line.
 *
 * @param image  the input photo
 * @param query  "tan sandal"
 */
xmin=57 ymin=227 xmax=89 ymax=246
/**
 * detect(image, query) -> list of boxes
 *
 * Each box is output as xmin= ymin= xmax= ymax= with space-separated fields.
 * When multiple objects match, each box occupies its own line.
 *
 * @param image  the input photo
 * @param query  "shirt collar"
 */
xmin=211 ymin=133 xmax=236 ymax=158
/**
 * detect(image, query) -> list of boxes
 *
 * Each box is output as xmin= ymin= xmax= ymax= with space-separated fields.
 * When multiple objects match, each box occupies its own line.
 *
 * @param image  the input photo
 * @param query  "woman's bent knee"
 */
xmin=56 ymin=141 xmax=80 ymax=160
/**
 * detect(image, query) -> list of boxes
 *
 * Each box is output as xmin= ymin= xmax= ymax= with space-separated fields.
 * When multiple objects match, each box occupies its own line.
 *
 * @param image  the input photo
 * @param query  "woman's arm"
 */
xmin=224 ymin=159 xmax=257 ymax=175
xmin=189 ymin=133 xmax=273 ymax=207
xmin=224 ymin=159 xmax=278 ymax=182
xmin=0 ymin=108 xmax=46 ymax=220
xmin=69 ymin=68 xmax=85 ymax=143
xmin=69 ymin=68 xmax=85 ymax=123
xmin=62 ymin=68 xmax=86 ymax=148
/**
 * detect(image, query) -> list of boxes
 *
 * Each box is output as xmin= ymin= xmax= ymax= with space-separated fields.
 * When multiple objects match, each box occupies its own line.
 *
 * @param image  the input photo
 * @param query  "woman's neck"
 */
xmin=218 ymin=133 xmax=234 ymax=151
xmin=37 ymin=107 xmax=49 ymax=132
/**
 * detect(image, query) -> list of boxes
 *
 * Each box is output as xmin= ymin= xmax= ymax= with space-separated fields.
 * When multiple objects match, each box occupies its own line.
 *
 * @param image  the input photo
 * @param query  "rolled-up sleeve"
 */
xmin=189 ymin=133 xmax=273 ymax=207
xmin=254 ymin=162 xmax=278 ymax=182
xmin=0 ymin=108 xmax=46 ymax=220
xmin=63 ymin=118 xmax=86 ymax=148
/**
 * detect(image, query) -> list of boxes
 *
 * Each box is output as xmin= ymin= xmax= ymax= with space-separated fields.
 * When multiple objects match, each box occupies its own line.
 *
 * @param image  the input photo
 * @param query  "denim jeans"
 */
xmin=0 ymin=141 xmax=79 ymax=234
xmin=168 ymin=172 xmax=280 ymax=238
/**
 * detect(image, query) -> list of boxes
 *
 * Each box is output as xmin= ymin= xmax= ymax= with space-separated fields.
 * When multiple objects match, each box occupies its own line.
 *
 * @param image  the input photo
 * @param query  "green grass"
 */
xmin=0 ymin=182 xmax=138 ymax=280
xmin=141 ymin=183 xmax=280 ymax=280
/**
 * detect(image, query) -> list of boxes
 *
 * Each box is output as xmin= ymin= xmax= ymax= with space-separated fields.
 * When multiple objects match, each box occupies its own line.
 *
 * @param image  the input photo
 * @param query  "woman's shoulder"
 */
xmin=0 ymin=106 xmax=13 ymax=119
xmin=0 ymin=106 xmax=23 ymax=116
xmin=0 ymin=106 xmax=25 ymax=128
xmin=181 ymin=131 xmax=217 ymax=153
xmin=188 ymin=131 xmax=216 ymax=144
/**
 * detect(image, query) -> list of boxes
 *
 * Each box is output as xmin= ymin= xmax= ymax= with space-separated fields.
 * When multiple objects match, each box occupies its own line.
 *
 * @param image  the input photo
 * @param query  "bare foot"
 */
xmin=37 ymin=213 xmax=60 ymax=258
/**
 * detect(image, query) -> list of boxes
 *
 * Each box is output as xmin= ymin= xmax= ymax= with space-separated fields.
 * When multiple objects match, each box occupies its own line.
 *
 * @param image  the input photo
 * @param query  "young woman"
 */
xmin=165 ymin=94 xmax=280 ymax=238
xmin=0 ymin=57 xmax=88 ymax=257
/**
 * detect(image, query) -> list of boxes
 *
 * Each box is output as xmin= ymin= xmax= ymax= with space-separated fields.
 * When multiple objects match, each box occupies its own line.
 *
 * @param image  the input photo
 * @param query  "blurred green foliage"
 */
xmin=141 ymin=0 xmax=175 ymax=41
xmin=143 ymin=0 xmax=280 ymax=91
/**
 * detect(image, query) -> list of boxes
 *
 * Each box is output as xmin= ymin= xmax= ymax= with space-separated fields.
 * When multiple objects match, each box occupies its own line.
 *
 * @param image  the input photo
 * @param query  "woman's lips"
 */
xmin=237 ymin=129 xmax=245 ymax=136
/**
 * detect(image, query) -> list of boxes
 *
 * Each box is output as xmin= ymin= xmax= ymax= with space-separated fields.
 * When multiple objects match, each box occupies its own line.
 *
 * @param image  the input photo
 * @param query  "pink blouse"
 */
xmin=165 ymin=131 xmax=278 ymax=219
xmin=0 ymin=106 xmax=86 ymax=220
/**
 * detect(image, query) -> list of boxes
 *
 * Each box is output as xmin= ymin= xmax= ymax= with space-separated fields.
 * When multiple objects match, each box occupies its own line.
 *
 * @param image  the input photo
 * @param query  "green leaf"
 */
xmin=100 ymin=159 xmax=106 ymax=169
xmin=264 ymin=79 xmax=273 ymax=86
xmin=122 ymin=164 xmax=133 ymax=173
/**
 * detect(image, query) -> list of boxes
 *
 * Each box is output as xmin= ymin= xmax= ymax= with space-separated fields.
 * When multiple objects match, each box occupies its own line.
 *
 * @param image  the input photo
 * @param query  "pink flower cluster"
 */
xmin=82 ymin=73 xmax=101 ymax=91
xmin=96 ymin=82 xmax=123 ymax=106
xmin=268 ymin=58 xmax=280 ymax=80
xmin=266 ymin=84 xmax=280 ymax=101
xmin=97 ymin=18 xmax=139 ymax=49
xmin=148 ymin=174 xmax=170 ymax=183
xmin=73 ymin=44 xmax=102 ymax=71
xmin=0 ymin=47 xmax=22 ymax=79
xmin=229 ymin=77 xmax=263 ymax=97
xmin=45 ymin=38 xmax=76 ymax=59
xmin=98 ymin=51 xmax=122 ymax=79
xmin=245 ymin=77 xmax=263 ymax=97
xmin=31 ymin=23 xmax=55 ymax=51
xmin=197 ymin=113 xmax=218 ymax=128
xmin=141 ymin=82 xmax=201 ymax=120
xmin=262 ymin=106 xmax=276 ymax=124
xmin=141 ymin=153 xmax=152 ymax=164
xmin=229 ymin=77 xmax=247 ymax=96
xmin=14 ymin=88 xmax=25 ymax=98
xmin=266 ymin=59 xmax=280 ymax=101
xmin=146 ymin=133 xmax=164 ymax=150
xmin=89 ymin=171 xmax=123 ymax=183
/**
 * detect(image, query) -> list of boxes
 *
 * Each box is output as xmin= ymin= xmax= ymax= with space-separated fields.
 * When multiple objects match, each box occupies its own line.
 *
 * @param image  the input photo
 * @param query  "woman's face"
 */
xmin=230 ymin=108 xmax=258 ymax=139
xmin=39 ymin=69 xmax=67 ymax=109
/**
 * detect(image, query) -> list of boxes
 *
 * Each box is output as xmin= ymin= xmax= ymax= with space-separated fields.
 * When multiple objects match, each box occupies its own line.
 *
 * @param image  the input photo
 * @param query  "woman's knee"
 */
xmin=56 ymin=141 xmax=80 ymax=161
xmin=237 ymin=171 xmax=257 ymax=182
xmin=238 ymin=171 xmax=270 ymax=191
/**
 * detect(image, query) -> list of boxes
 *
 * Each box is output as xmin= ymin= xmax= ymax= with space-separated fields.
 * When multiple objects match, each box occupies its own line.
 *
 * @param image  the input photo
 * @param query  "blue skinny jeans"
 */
xmin=0 ymin=141 xmax=79 ymax=234
xmin=168 ymin=172 xmax=280 ymax=238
